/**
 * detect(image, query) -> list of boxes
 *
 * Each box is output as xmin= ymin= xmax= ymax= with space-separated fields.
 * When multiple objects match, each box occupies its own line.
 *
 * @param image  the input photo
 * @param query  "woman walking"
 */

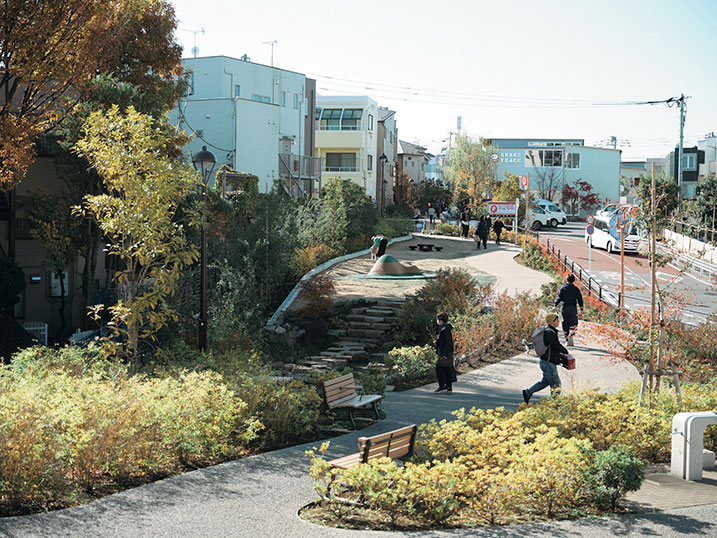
xmin=434 ymin=312 xmax=455 ymax=392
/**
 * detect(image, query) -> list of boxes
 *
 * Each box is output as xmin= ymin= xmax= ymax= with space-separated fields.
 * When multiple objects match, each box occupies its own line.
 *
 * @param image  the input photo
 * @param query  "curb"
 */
xmin=266 ymin=235 xmax=413 ymax=327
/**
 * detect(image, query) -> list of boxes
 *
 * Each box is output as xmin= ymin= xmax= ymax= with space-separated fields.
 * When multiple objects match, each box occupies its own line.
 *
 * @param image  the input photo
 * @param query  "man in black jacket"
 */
xmin=434 ymin=312 xmax=455 ymax=392
xmin=522 ymin=313 xmax=568 ymax=403
xmin=554 ymin=274 xmax=583 ymax=346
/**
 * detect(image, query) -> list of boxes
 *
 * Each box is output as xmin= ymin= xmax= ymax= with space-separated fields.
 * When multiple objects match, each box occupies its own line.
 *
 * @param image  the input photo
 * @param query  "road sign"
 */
xmin=520 ymin=175 xmax=528 ymax=190
xmin=586 ymin=214 xmax=595 ymax=225
xmin=486 ymin=201 xmax=517 ymax=216
xmin=490 ymin=152 xmax=499 ymax=163
xmin=586 ymin=224 xmax=595 ymax=235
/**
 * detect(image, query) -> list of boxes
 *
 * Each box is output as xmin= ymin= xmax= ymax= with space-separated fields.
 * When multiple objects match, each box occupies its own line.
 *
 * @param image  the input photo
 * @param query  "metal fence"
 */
xmin=670 ymin=218 xmax=717 ymax=245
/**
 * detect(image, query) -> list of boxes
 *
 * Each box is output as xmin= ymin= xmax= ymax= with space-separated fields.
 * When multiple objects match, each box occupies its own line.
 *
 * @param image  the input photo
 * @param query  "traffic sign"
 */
xmin=586 ymin=224 xmax=595 ymax=235
xmin=485 ymin=201 xmax=517 ymax=216
xmin=490 ymin=152 xmax=499 ymax=163
xmin=520 ymin=175 xmax=528 ymax=190
xmin=586 ymin=214 xmax=595 ymax=225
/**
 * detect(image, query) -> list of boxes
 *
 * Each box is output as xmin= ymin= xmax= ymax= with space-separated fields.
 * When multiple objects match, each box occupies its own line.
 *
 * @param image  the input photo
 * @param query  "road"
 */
xmin=536 ymin=222 xmax=717 ymax=326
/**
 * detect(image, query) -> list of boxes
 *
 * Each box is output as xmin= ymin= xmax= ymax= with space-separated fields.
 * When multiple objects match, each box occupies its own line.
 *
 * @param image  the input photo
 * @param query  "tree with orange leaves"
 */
xmin=0 ymin=0 xmax=184 ymax=189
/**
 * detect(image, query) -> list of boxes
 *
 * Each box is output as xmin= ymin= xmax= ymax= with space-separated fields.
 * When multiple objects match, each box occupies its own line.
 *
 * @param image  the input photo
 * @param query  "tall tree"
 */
xmin=75 ymin=105 xmax=199 ymax=371
xmin=696 ymin=174 xmax=717 ymax=235
xmin=444 ymin=135 xmax=496 ymax=211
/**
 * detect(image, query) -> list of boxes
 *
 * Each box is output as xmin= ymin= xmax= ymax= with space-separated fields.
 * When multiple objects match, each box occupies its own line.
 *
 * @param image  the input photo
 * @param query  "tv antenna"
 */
xmin=183 ymin=28 xmax=205 ymax=57
xmin=263 ymin=40 xmax=277 ymax=66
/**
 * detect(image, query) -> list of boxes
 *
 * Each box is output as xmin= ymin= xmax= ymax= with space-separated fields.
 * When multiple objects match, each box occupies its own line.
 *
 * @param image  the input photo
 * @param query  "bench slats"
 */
xmin=328 ymin=424 xmax=417 ymax=469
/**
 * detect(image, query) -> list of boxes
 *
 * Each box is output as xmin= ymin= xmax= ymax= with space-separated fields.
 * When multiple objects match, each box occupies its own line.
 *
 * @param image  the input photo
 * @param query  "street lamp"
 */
xmin=379 ymin=153 xmax=388 ymax=214
xmin=191 ymin=145 xmax=216 ymax=352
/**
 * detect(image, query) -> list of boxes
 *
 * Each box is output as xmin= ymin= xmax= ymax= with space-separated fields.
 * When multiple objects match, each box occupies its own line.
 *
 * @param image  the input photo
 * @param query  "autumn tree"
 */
xmin=75 ymin=105 xmax=199 ymax=371
xmin=0 ymin=0 xmax=184 ymax=189
xmin=635 ymin=173 xmax=679 ymax=229
xmin=444 ymin=135 xmax=496 ymax=211
xmin=696 ymin=174 xmax=717 ymax=235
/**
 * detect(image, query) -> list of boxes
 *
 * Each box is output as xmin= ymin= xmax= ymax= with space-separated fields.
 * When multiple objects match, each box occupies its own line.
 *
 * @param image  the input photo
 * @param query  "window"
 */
xmin=682 ymin=153 xmax=696 ymax=170
xmin=50 ymin=271 xmax=69 ymax=297
xmin=368 ymin=114 xmax=374 ymax=130
xmin=252 ymin=94 xmax=271 ymax=103
xmin=566 ymin=152 xmax=581 ymax=169
xmin=315 ymin=107 xmax=322 ymax=120
xmin=281 ymin=91 xmax=286 ymax=106
xmin=367 ymin=155 xmax=373 ymax=171
xmin=234 ymin=84 xmax=240 ymax=97
xmin=341 ymin=108 xmax=362 ymax=130
xmin=325 ymin=153 xmax=356 ymax=172
xmin=320 ymin=108 xmax=342 ymax=130
xmin=524 ymin=149 xmax=562 ymax=167
xmin=411 ymin=161 xmax=415 ymax=167
xmin=293 ymin=93 xmax=299 ymax=109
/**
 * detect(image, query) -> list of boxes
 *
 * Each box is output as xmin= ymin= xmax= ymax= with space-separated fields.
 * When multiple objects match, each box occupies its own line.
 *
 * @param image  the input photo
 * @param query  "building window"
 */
xmin=368 ymin=114 xmax=374 ymax=130
xmin=293 ymin=93 xmax=299 ymax=109
xmin=367 ymin=155 xmax=373 ymax=171
xmin=234 ymin=84 xmax=240 ymax=97
xmin=525 ymin=149 xmax=562 ymax=167
xmin=341 ymin=108 xmax=362 ymax=130
xmin=320 ymin=108 xmax=342 ymax=130
xmin=325 ymin=153 xmax=357 ymax=172
xmin=281 ymin=91 xmax=286 ymax=106
xmin=252 ymin=94 xmax=271 ymax=103
xmin=50 ymin=271 xmax=69 ymax=297
xmin=682 ymin=154 xmax=696 ymax=170
xmin=315 ymin=107 xmax=322 ymax=120
xmin=566 ymin=152 xmax=581 ymax=169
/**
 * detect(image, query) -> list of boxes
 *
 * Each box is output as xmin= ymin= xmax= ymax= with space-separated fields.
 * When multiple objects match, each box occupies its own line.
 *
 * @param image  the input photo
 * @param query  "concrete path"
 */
xmin=2 ymin=247 xmax=715 ymax=537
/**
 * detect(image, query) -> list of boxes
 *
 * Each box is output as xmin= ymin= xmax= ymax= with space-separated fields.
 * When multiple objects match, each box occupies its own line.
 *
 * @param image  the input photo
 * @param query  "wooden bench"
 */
xmin=416 ymin=243 xmax=434 ymax=252
xmin=328 ymin=424 xmax=418 ymax=469
xmin=322 ymin=373 xmax=382 ymax=429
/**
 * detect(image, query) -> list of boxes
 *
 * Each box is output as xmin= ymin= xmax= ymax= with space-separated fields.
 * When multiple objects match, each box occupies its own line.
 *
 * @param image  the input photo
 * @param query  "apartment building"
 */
xmin=397 ymin=140 xmax=430 ymax=183
xmin=314 ymin=96 xmax=382 ymax=199
xmin=170 ymin=55 xmax=318 ymax=196
xmin=376 ymin=107 xmax=398 ymax=213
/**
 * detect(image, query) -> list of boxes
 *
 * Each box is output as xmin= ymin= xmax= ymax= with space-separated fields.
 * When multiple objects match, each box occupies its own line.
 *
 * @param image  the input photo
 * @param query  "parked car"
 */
xmin=533 ymin=199 xmax=567 ymax=226
xmin=585 ymin=215 xmax=641 ymax=253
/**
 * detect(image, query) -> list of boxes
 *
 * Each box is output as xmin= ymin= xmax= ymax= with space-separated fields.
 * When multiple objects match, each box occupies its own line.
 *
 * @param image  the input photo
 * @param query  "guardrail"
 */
xmin=544 ymin=237 xmax=618 ymax=307
xmin=660 ymin=244 xmax=717 ymax=281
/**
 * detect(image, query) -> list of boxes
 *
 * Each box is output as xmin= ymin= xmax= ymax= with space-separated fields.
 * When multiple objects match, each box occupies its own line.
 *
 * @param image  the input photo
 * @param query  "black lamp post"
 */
xmin=191 ymin=145 xmax=216 ymax=351
xmin=379 ymin=153 xmax=388 ymax=214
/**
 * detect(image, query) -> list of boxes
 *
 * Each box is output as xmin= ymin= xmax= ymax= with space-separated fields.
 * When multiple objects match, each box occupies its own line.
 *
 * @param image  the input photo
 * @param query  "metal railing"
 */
xmin=660 ymin=243 xmax=717 ymax=280
xmin=544 ymin=237 xmax=617 ymax=307
xmin=670 ymin=217 xmax=717 ymax=245
xmin=278 ymin=153 xmax=320 ymax=179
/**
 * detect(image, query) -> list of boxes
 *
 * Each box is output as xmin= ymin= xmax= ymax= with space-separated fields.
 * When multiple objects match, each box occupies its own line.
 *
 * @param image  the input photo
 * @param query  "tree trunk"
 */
xmin=56 ymin=270 xmax=67 ymax=342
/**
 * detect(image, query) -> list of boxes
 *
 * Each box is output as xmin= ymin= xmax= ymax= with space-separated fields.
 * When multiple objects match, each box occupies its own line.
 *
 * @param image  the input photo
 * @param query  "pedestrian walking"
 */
xmin=434 ymin=312 xmax=455 ymax=393
xmin=522 ymin=313 xmax=569 ymax=403
xmin=476 ymin=216 xmax=489 ymax=249
xmin=493 ymin=218 xmax=505 ymax=245
xmin=376 ymin=235 xmax=390 ymax=257
xmin=427 ymin=203 xmax=436 ymax=228
xmin=554 ymin=274 xmax=584 ymax=346
xmin=459 ymin=208 xmax=470 ymax=238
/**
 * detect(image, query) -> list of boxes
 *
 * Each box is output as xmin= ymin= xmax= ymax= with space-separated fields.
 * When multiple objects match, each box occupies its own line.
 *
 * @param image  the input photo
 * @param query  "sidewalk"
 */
xmin=2 ymin=248 xmax=715 ymax=537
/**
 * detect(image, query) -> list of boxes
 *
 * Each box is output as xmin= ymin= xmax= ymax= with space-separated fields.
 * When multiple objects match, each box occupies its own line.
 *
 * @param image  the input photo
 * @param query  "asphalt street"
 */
xmin=538 ymin=222 xmax=717 ymax=325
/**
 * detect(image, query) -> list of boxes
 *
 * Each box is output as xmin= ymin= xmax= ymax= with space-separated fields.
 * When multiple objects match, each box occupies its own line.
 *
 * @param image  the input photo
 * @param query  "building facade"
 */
xmin=170 ymin=55 xmax=318 ymax=196
xmin=314 ymin=96 xmax=381 ymax=199
xmin=397 ymin=140 xmax=429 ymax=183
xmin=488 ymin=138 xmax=621 ymax=214
xmin=376 ymin=107 xmax=398 ymax=213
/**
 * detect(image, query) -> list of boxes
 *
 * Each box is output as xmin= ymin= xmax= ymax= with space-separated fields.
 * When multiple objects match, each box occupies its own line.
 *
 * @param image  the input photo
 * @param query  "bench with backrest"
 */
xmin=328 ymin=424 xmax=418 ymax=469
xmin=322 ymin=373 xmax=382 ymax=429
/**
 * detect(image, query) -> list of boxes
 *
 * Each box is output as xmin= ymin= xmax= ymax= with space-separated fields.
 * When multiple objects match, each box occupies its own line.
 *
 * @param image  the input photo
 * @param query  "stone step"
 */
xmin=347 ymin=314 xmax=385 ymax=323
xmin=348 ymin=328 xmax=388 ymax=339
xmin=370 ymin=322 xmax=392 ymax=331
xmin=365 ymin=308 xmax=396 ymax=315
xmin=348 ymin=321 xmax=372 ymax=329
xmin=316 ymin=351 xmax=354 ymax=358
xmin=328 ymin=344 xmax=366 ymax=351
xmin=327 ymin=329 xmax=347 ymax=337
xmin=370 ymin=352 xmax=388 ymax=361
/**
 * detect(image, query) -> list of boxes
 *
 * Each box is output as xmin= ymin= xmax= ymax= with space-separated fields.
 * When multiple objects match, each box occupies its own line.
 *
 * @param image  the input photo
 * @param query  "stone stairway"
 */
xmin=298 ymin=299 xmax=404 ymax=372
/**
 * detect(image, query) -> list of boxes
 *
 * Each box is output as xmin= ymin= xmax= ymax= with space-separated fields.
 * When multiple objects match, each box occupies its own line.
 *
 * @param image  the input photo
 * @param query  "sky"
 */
xmin=169 ymin=0 xmax=717 ymax=160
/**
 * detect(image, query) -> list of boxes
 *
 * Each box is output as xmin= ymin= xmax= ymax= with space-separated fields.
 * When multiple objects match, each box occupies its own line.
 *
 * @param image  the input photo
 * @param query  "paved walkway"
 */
xmin=2 ymin=247 xmax=716 ymax=537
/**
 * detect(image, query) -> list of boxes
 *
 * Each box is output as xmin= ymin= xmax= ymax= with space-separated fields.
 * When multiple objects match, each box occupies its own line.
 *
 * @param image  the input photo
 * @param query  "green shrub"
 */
xmin=387 ymin=345 xmax=435 ymax=380
xmin=521 ymin=238 xmax=554 ymax=272
xmin=375 ymin=217 xmax=412 ymax=238
xmin=358 ymin=370 xmax=387 ymax=396
xmin=430 ymin=222 xmax=460 ymax=236
xmin=582 ymin=445 xmax=646 ymax=511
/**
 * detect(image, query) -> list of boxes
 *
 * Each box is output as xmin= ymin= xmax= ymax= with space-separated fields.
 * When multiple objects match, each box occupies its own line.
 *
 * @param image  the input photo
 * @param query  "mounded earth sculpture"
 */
xmin=368 ymin=254 xmax=423 ymax=276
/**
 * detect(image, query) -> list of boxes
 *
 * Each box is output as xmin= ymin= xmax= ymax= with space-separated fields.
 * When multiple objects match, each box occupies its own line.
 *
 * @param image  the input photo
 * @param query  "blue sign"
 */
xmin=609 ymin=214 xmax=619 ymax=228
xmin=586 ymin=224 xmax=595 ymax=235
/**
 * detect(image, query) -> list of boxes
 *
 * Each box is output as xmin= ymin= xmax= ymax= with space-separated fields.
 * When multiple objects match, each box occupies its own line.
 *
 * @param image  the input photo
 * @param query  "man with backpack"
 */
xmin=522 ymin=313 xmax=569 ymax=404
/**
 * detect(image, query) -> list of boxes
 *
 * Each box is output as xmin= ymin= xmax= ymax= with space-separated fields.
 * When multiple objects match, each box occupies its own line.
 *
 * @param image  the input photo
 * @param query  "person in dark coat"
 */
xmin=493 ymin=218 xmax=505 ymax=245
xmin=376 ymin=235 xmax=389 ymax=257
xmin=459 ymin=208 xmax=470 ymax=238
xmin=554 ymin=274 xmax=584 ymax=345
xmin=522 ymin=313 xmax=569 ymax=403
xmin=434 ymin=312 xmax=455 ymax=392
xmin=476 ymin=216 xmax=489 ymax=249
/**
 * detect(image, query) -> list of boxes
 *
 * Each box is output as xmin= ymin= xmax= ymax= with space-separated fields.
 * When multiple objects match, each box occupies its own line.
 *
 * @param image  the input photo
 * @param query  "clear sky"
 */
xmin=170 ymin=0 xmax=717 ymax=160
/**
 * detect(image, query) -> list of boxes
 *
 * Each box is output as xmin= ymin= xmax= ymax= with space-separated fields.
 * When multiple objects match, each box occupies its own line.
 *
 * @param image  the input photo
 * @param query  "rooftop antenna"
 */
xmin=263 ymin=40 xmax=277 ymax=66
xmin=183 ymin=28 xmax=205 ymax=57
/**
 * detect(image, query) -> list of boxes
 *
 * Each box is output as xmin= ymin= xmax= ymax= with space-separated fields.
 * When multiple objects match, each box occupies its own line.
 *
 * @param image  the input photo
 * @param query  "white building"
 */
xmin=314 ymin=96 xmax=381 ymax=199
xmin=170 ymin=55 xmax=318 ymax=196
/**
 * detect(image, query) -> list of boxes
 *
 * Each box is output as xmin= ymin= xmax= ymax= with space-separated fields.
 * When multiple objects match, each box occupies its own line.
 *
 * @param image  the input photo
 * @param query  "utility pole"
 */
xmin=677 ymin=93 xmax=686 ymax=205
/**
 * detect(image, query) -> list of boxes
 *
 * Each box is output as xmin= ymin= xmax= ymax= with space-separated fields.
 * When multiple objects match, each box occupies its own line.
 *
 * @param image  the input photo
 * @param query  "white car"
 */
xmin=534 ymin=200 xmax=567 ymax=227
xmin=585 ymin=216 xmax=641 ymax=253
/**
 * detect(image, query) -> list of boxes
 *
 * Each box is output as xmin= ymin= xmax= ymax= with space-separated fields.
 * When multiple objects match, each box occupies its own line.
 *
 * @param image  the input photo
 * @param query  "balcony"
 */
xmin=278 ymin=153 xmax=320 ymax=179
